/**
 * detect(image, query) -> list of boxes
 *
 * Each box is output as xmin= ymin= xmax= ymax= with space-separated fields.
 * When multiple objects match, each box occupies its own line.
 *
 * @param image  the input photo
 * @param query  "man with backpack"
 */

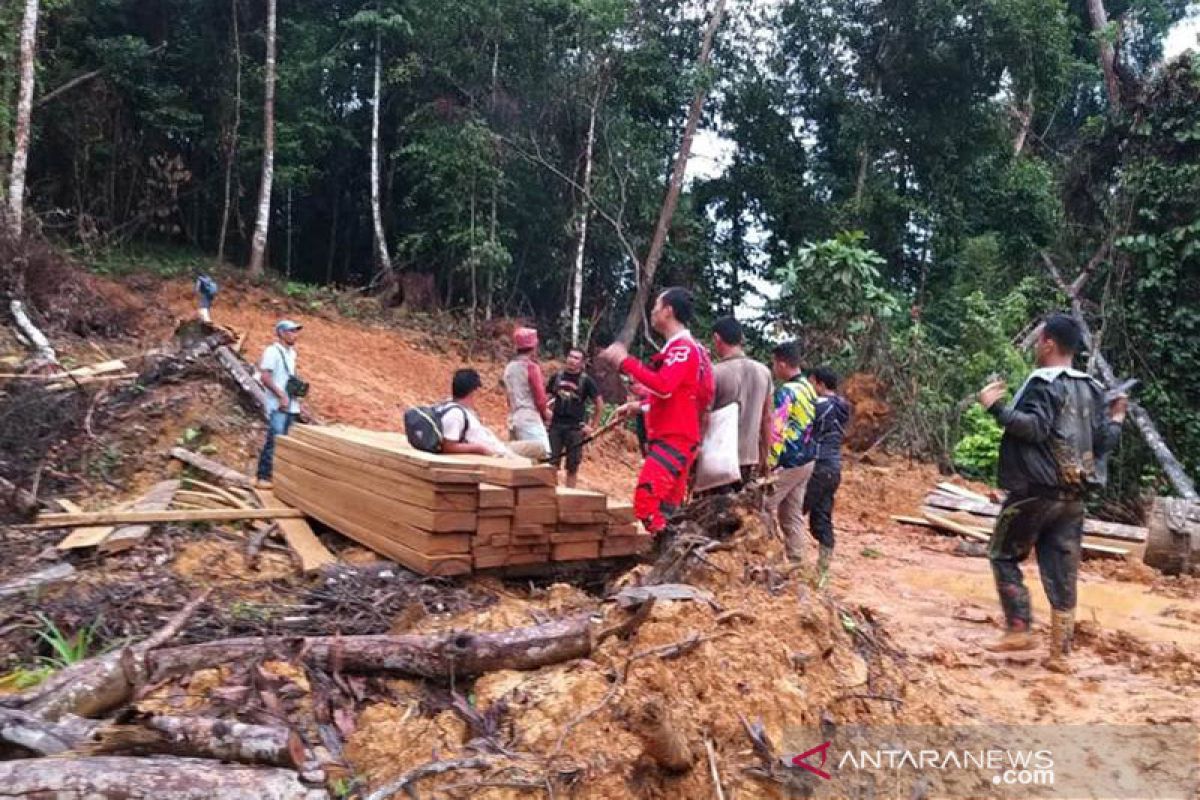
xmin=255 ymin=320 xmax=306 ymax=487
xmin=546 ymin=347 xmax=604 ymax=488
xmin=195 ymin=273 xmax=218 ymax=324
xmin=600 ymin=287 xmax=714 ymax=535
xmin=768 ymin=341 xmax=818 ymax=563
xmin=415 ymin=369 xmax=519 ymax=458
xmin=803 ymin=366 xmax=851 ymax=584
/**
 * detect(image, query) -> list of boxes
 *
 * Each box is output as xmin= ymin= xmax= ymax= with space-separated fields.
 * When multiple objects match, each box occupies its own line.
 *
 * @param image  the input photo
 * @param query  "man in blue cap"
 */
xmin=255 ymin=319 xmax=304 ymax=487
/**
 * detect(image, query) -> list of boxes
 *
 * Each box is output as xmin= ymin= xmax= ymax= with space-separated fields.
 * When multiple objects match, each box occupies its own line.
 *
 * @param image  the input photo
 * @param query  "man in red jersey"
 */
xmin=600 ymin=287 xmax=714 ymax=534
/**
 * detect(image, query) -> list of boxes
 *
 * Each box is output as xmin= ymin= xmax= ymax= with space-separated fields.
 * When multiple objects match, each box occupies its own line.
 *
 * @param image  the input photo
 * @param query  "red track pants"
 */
xmin=634 ymin=437 xmax=697 ymax=533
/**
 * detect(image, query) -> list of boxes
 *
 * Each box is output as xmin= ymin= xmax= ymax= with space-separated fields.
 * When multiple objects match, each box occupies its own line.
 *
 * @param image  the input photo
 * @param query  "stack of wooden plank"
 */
xmin=274 ymin=425 xmax=651 ymax=575
xmin=893 ymin=482 xmax=1147 ymax=559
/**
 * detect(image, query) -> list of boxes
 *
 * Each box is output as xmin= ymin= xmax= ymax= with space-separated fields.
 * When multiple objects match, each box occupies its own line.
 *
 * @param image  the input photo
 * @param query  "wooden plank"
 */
xmin=553 ymin=541 xmax=601 ymax=561
xmin=936 ymin=482 xmax=991 ymax=503
xmin=35 ymin=506 xmax=303 ymax=528
xmin=273 ymin=473 xmax=471 ymax=555
xmin=550 ymin=528 xmax=604 ymax=544
xmin=513 ymin=505 xmax=558 ymax=526
xmin=99 ymin=481 xmax=181 ymax=554
xmin=606 ymin=499 xmax=636 ymax=525
xmin=920 ymin=510 xmax=1130 ymax=557
xmin=276 ymin=456 xmax=477 ymax=532
xmin=474 ymin=550 xmax=510 ymax=569
xmin=511 ymin=524 xmax=547 ymax=542
xmin=601 ymin=537 xmax=651 ymax=557
xmin=924 ymin=492 xmax=1147 ymax=543
xmin=289 ymin=426 xmax=481 ymax=485
xmin=253 ymin=488 xmax=337 ymax=572
xmin=476 ymin=517 xmax=511 ymax=537
xmin=55 ymin=500 xmax=127 ymax=550
xmin=607 ymin=522 xmax=642 ymax=537
xmin=507 ymin=551 xmax=551 ymax=565
xmin=276 ymin=438 xmax=478 ymax=511
xmin=277 ymin=489 xmax=470 ymax=576
xmin=516 ymin=487 xmax=558 ymax=505
xmin=478 ymin=507 xmax=513 ymax=519
xmin=478 ymin=484 xmax=514 ymax=509
xmin=554 ymin=487 xmax=608 ymax=513
xmin=558 ymin=510 xmax=610 ymax=525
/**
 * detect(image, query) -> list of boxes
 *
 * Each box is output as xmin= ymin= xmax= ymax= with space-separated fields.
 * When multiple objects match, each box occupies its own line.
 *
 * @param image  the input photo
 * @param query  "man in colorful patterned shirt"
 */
xmin=768 ymin=341 xmax=818 ymax=562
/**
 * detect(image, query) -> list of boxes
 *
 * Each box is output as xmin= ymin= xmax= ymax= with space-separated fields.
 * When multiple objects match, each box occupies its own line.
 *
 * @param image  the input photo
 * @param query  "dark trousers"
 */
xmin=256 ymin=410 xmax=294 ymax=480
xmin=803 ymin=463 xmax=841 ymax=549
xmin=988 ymin=492 xmax=1084 ymax=630
xmin=548 ymin=424 xmax=585 ymax=474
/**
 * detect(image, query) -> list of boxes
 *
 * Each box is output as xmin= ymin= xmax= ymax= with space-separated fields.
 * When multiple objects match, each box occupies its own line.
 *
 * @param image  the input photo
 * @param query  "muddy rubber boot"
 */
xmin=1043 ymin=609 xmax=1075 ymax=673
xmin=984 ymin=628 xmax=1036 ymax=652
xmin=816 ymin=545 xmax=833 ymax=588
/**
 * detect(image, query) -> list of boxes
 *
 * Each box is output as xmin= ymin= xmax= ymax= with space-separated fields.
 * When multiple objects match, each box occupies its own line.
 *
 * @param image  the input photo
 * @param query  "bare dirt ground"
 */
xmin=3 ymin=274 xmax=1198 ymax=797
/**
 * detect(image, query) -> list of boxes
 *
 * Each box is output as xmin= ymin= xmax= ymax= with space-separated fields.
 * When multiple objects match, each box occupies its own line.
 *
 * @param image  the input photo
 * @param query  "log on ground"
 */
xmin=87 ymin=715 xmax=307 ymax=769
xmin=0 ymin=756 xmax=327 ymax=799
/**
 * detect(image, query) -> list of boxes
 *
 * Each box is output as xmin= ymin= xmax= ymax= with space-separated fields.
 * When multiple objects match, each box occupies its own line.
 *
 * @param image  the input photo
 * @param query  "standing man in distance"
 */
xmin=711 ymin=316 xmax=773 ymax=486
xmin=546 ymin=347 xmax=604 ymax=488
xmin=804 ymin=366 xmax=851 ymax=584
xmin=502 ymin=326 xmax=551 ymax=459
xmin=768 ymin=341 xmax=819 ymax=563
xmin=978 ymin=313 xmax=1126 ymax=672
xmin=255 ymin=319 xmax=304 ymax=488
xmin=600 ymin=287 xmax=714 ymax=534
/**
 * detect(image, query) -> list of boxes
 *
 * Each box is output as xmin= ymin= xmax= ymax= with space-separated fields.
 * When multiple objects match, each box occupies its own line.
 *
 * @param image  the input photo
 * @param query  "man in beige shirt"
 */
xmin=711 ymin=316 xmax=773 ymax=484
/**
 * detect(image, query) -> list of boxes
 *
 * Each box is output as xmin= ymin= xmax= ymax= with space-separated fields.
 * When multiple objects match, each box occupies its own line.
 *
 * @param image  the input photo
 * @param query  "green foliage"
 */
xmin=953 ymin=405 xmax=1005 ymax=483
xmin=34 ymin=613 xmax=101 ymax=669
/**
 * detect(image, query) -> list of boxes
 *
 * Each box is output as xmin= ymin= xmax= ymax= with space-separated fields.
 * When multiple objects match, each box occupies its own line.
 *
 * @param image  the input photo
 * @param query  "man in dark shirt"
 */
xmin=546 ymin=347 xmax=603 ymax=488
xmin=803 ymin=366 xmax=851 ymax=586
xmin=977 ymin=314 xmax=1126 ymax=672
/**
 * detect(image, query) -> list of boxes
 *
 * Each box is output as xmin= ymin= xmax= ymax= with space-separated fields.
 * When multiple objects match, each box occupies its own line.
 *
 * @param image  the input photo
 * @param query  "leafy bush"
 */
xmin=953 ymin=404 xmax=1004 ymax=483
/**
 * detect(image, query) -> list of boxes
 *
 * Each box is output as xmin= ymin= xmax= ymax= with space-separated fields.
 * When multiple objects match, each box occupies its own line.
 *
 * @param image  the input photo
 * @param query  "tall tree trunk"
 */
xmin=485 ymin=28 xmax=500 ymax=322
xmin=369 ymin=30 xmax=394 ymax=283
xmin=285 ymin=185 xmax=293 ymax=278
xmin=6 ymin=0 xmax=40 ymax=237
xmin=217 ymin=0 xmax=242 ymax=264
xmin=617 ymin=0 xmax=728 ymax=345
xmin=247 ymin=0 xmax=277 ymax=276
xmin=1086 ymin=0 xmax=1120 ymax=113
xmin=1012 ymin=87 xmax=1035 ymax=156
xmin=570 ymin=82 xmax=601 ymax=347
xmin=325 ymin=189 xmax=339 ymax=284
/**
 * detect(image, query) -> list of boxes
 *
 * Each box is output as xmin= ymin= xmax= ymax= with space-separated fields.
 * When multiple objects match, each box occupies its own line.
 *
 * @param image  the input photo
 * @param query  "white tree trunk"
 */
xmin=370 ymin=31 xmax=393 ymax=279
xmin=617 ymin=0 xmax=728 ymax=344
xmin=570 ymin=87 xmax=600 ymax=347
xmin=6 ymin=0 xmax=40 ymax=237
xmin=217 ymin=0 xmax=242 ymax=264
xmin=1086 ymin=0 xmax=1121 ymax=112
xmin=247 ymin=0 xmax=277 ymax=276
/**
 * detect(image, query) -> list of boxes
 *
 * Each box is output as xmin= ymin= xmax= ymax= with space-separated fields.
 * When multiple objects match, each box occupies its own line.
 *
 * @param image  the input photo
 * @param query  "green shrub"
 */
xmin=953 ymin=404 xmax=1004 ymax=483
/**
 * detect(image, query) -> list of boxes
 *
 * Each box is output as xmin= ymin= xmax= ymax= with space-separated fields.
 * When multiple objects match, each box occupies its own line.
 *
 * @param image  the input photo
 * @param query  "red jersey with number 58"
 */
xmin=620 ymin=330 xmax=714 ymax=444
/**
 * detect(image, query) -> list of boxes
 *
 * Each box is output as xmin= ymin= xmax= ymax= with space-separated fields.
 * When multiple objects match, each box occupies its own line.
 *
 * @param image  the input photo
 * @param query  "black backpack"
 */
xmin=403 ymin=402 xmax=469 ymax=453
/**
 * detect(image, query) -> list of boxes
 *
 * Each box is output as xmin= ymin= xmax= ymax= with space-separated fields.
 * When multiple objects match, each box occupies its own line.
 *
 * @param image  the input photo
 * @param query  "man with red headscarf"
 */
xmin=601 ymin=288 xmax=714 ymax=534
xmin=502 ymin=326 xmax=551 ymax=459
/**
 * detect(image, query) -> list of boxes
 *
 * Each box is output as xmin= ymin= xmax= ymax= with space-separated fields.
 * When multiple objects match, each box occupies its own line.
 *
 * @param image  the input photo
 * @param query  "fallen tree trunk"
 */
xmin=0 ymin=474 xmax=39 ymax=515
xmin=8 ymin=299 xmax=57 ymax=366
xmin=1041 ymin=252 xmax=1197 ymax=500
xmin=217 ymin=344 xmax=269 ymax=416
xmin=0 ymin=756 xmax=327 ymax=799
xmin=148 ymin=613 xmax=599 ymax=683
xmin=0 ymin=708 xmax=99 ymax=755
xmin=9 ymin=590 xmax=209 ymax=720
xmin=87 ymin=715 xmax=307 ymax=769
xmin=169 ymin=447 xmax=253 ymax=488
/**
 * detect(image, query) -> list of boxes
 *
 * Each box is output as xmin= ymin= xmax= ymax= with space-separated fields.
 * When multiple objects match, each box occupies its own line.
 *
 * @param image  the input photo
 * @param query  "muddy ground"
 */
xmin=2 ymin=272 xmax=1198 ymax=797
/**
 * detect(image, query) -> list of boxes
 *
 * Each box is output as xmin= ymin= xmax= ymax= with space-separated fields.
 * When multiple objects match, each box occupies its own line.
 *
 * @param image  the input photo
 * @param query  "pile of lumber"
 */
xmin=274 ymin=425 xmax=649 ymax=576
xmin=0 ymin=359 xmax=137 ymax=391
xmin=894 ymin=482 xmax=1147 ymax=559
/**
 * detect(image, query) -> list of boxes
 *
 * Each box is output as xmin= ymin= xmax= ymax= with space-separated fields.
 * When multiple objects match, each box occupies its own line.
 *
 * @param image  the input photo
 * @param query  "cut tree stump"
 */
xmin=1143 ymin=497 xmax=1200 ymax=575
xmin=629 ymin=698 xmax=695 ymax=773
xmin=147 ymin=612 xmax=600 ymax=683
xmin=0 ymin=756 xmax=328 ymax=800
